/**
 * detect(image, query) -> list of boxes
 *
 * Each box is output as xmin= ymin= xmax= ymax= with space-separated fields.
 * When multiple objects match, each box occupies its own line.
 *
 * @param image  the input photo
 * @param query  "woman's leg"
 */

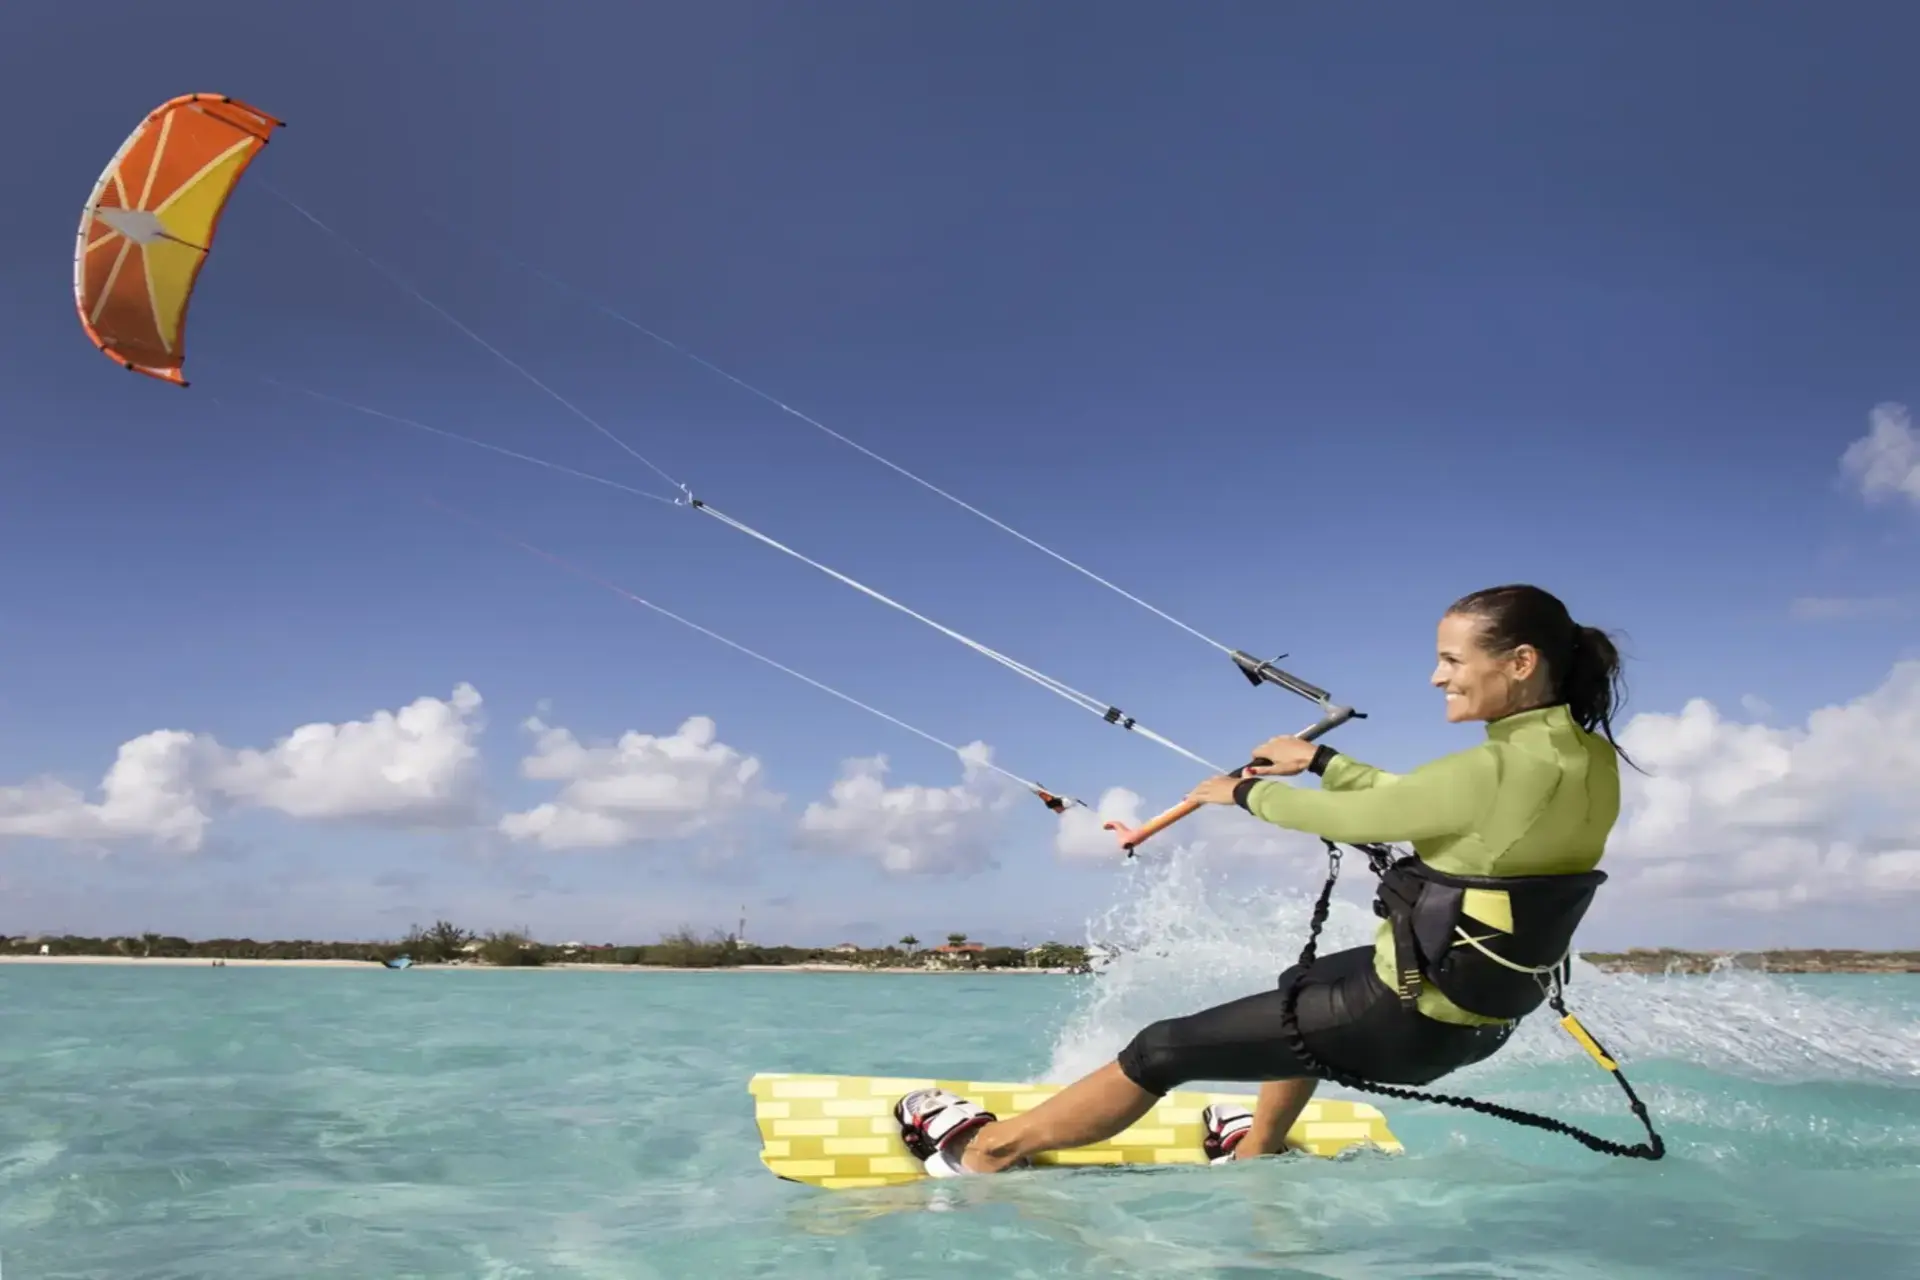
xmin=896 ymin=946 xmax=1486 ymax=1175
xmin=940 ymin=1066 xmax=1319 ymax=1172
xmin=1236 ymin=1078 xmax=1318 ymax=1158
xmin=899 ymin=978 xmax=1337 ymax=1174
xmin=951 ymin=1061 xmax=1158 ymax=1173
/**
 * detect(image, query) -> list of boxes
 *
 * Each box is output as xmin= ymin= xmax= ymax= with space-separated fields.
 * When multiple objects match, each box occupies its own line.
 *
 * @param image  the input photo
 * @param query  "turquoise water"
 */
xmin=2 ymin=875 xmax=1917 ymax=1277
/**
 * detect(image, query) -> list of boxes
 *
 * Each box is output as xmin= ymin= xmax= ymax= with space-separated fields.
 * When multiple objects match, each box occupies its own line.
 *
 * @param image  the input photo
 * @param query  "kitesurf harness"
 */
xmin=1278 ymin=839 xmax=1666 ymax=1161
xmin=1375 ymin=854 xmax=1605 ymax=1021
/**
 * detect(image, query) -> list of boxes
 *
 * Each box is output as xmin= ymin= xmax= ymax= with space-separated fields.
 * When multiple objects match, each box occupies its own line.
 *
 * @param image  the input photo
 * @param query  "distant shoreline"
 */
xmin=1 ymin=928 xmax=1090 ymax=973
xmin=2 ymin=952 xmax=1915 ymax=975
xmin=1581 ymin=949 xmax=1920 ymax=975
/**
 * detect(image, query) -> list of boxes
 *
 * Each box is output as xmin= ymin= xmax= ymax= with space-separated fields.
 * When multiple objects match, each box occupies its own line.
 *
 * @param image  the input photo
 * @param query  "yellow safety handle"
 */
xmin=1559 ymin=1013 xmax=1619 ymax=1072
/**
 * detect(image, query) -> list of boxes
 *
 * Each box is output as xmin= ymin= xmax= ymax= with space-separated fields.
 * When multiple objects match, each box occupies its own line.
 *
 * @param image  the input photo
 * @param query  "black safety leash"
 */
xmin=1276 ymin=841 xmax=1666 ymax=1161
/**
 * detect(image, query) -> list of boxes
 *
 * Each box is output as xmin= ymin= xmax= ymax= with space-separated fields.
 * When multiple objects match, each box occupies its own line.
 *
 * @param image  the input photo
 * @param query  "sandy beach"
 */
xmin=0 ymin=954 xmax=1080 ymax=974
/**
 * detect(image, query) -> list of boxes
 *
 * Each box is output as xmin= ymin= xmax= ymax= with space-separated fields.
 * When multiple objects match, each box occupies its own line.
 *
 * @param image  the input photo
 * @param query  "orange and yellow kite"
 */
xmin=73 ymin=94 xmax=282 ymax=386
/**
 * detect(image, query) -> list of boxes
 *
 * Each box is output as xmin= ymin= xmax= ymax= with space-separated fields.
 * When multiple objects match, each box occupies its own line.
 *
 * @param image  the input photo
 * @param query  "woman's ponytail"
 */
xmin=1563 ymin=623 xmax=1631 ymax=761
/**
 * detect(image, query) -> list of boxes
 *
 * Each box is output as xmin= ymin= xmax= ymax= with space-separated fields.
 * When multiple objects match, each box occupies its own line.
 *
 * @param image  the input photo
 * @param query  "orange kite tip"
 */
xmin=107 ymin=350 xmax=190 ymax=386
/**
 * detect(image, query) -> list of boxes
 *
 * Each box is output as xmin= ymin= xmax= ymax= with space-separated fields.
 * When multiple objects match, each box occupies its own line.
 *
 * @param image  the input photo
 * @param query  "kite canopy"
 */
xmin=73 ymin=94 xmax=282 ymax=386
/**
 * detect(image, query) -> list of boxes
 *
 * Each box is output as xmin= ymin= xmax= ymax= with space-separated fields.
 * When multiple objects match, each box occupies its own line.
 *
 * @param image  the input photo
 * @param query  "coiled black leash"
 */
xmin=1276 ymin=841 xmax=1666 ymax=1160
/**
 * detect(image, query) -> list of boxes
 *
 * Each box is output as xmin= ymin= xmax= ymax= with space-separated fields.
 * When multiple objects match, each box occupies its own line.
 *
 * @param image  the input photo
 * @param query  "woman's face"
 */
xmin=1430 ymin=611 xmax=1543 ymax=723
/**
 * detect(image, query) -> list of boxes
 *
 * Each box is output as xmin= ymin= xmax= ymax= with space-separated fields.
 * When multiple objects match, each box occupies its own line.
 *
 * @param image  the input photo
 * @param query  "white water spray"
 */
xmin=1047 ymin=844 xmax=1920 ymax=1089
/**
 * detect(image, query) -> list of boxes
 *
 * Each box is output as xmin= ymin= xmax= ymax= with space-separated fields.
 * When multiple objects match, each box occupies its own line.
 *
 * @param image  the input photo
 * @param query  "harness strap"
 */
xmin=1277 ymin=840 xmax=1666 ymax=1162
xmin=1391 ymin=908 xmax=1423 ymax=1008
xmin=1452 ymin=927 xmax=1571 ymax=976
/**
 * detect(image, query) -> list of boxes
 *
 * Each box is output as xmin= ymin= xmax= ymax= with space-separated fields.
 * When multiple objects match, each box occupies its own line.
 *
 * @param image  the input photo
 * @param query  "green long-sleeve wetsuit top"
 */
xmin=1237 ymin=702 xmax=1621 ymax=1026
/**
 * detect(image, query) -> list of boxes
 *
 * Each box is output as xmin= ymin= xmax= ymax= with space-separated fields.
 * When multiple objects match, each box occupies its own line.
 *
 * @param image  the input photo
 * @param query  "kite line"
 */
xmin=261 ymin=183 xmax=1239 ymax=782
xmin=69 ymin=90 xmax=1361 ymax=851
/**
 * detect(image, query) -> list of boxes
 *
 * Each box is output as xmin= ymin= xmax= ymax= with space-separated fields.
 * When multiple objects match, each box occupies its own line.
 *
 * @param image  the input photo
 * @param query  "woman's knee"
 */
xmin=1115 ymin=1016 xmax=1190 ymax=1096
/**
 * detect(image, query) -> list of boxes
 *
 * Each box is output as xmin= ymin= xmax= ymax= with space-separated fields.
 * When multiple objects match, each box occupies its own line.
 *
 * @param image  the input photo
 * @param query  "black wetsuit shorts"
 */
xmin=1115 ymin=945 xmax=1514 ymax=1096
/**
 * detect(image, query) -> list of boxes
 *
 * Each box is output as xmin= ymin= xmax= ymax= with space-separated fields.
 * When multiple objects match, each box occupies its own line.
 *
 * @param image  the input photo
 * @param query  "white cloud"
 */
xmin=208 ymin=684 xmax=485 ymax=821
xmin=0 ymin=730 xmax=208 ymax=851
xmin=1055 ymin=786 xmax=1145 ymax=861
xmin=1612 ymin=660 xmax=1920 ymax=909
xmin=1839 ymin=401 xmax=1920 ymax=508
xmin=499 ymin=713 xmax=779 ymax=850
xmin=0 ymin=686 xmax=486 ymax=853
xmin=795 ymin=741 xmax=1015 ymax=875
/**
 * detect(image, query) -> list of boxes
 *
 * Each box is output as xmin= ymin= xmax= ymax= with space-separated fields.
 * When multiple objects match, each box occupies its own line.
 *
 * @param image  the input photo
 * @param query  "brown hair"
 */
xmin=1447 ymin=583 xmax=1636 ymax=767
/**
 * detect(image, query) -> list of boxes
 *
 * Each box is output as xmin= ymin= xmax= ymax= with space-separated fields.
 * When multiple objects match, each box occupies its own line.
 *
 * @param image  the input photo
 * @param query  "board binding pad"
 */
xmin=749 ymin=1072 xmax=1402 ymax=1190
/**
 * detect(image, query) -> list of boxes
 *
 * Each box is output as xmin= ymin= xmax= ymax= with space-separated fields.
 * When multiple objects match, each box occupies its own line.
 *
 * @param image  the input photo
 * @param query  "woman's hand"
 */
xmin=1244 ymin=735 xmax=1320 ymax=777
xmin=1184 ymin=775 xmax=1244 ymax=806
xmin=1183 ymin=734 xmax=1323 ymax=807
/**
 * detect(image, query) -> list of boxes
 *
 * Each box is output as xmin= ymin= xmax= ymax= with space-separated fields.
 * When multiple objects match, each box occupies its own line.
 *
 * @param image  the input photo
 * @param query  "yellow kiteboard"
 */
xmin=748 ymin=1072 xmax=1402 ymax=1190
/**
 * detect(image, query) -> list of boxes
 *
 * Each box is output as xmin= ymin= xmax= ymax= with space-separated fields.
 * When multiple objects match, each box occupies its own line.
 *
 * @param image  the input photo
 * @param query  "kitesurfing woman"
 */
xmin=894 ymin=583 xmax=1634 ymax=1174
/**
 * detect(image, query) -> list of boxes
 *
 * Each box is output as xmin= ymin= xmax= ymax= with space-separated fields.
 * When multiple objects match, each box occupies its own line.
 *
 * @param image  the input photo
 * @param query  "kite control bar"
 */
xmin=1104 ymin=649 xmax=1363 ymax=857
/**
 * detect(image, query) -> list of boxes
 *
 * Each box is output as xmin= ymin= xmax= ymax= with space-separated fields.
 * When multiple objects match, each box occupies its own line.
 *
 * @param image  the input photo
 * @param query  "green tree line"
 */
xmin=0 ymin=925 xmax=1091 ymax=970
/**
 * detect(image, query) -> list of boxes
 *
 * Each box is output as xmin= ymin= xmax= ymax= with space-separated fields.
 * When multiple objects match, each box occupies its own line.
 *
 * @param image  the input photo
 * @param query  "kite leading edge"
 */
xmin=73 ymin=93 xmax=281 ymax=386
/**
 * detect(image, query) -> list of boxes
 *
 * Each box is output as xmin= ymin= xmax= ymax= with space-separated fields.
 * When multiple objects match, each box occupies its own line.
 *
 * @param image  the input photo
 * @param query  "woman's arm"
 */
xmin=1232 ymin=746 xmax=1489 ymax=845
xmin=1242 ymin=736 xmax=1394 ymax=791
xmin=1317 ymin=753 xmax=1398 ymax=792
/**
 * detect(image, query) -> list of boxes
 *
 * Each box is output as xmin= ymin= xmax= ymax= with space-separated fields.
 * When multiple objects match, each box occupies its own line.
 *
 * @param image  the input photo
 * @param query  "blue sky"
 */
xmin=2 ymin=1 xmax=1916 ymax=950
